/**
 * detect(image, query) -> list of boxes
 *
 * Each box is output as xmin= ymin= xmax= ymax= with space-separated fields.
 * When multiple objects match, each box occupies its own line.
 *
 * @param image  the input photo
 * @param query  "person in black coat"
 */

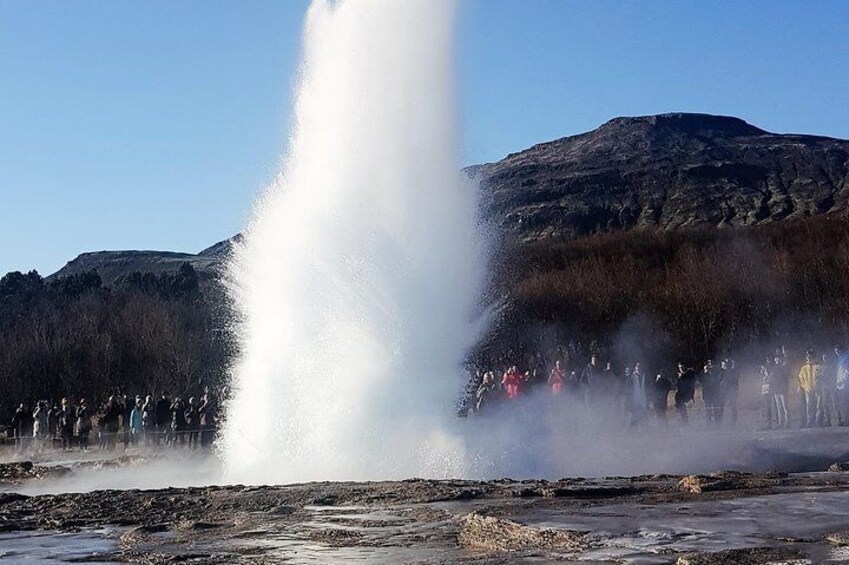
xmin=700 ymin=360 xmax=724 ymax=426
xmin=580 ymin=354 xmax=602 ymax=406
xmin=652 ymin=372 xmax=672 ymax=422
xmin=170 ymin=397 xmax=188 ymax=446
xmin=100 ymin=396 xmax=122 ymax=450
xmin=675 ymin=362 xmax=697 ymax=423
xmin=154 ymin=393 xmax=171 ymax=445
xmin=59 ymin=398 xmax=76 ymax=450
xmin=47 ymin=403 xmax=59 ymax=441
xmin=11 ymin=404 xmax=27 ymax=450
xmin=76 ymin=399 xmax=92 ymax=451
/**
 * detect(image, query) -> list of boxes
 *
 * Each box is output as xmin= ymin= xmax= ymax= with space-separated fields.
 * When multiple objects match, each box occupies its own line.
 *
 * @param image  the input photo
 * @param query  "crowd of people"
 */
xmin=464 ymin=345 xmax=849 ymax=431
xmin=465 ymin=352 xmax=739 ymax=428
xmin=4 ymin=389 xmax=220 ymax=452
xmin=761 ymin=347 xmax=849 ymax=429
xmin=6 ymin=344 xmax=849 ymax=452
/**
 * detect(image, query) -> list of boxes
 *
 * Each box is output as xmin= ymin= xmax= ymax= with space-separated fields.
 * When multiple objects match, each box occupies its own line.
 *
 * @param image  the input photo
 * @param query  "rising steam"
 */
xmin=219 ymin=0 xmax=488 ymax=484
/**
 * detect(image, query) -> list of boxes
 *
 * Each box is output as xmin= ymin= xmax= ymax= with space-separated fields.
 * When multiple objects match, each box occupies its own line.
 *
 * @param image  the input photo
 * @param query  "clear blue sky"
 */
xmin=2 ymin=1 xmax=848 ymax=275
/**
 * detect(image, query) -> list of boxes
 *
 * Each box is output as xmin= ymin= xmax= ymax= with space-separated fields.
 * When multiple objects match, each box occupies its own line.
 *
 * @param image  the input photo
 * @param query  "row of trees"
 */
xmin=481 ymin=215 xmax=849 ymax=368
xmin=0 ymin=264 xmax=231 ymax=424
xmin=5 ymin=215 xmax=849 ymax=423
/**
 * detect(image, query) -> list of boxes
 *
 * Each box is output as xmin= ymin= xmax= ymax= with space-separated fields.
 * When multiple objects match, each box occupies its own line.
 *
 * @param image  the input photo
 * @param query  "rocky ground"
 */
xmin=2 ymin=425 xmax=849 ymax=564
xmin=4 ymin=462 xmax=849 ymax=563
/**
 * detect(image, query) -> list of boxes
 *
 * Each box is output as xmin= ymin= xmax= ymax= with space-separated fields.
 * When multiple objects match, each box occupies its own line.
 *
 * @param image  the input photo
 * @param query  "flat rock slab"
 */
xmin=0 ymin=462 xmax=73 ymax=485
xmin=676 ymin=547 xmax=805 ymax=565
xmin=677 ymin=470 xmax=784 ymax=493
xmin=825 ymin=530 xmax=849 ymax=546
xmin=458 ymin=512 xmax=586 ymax=552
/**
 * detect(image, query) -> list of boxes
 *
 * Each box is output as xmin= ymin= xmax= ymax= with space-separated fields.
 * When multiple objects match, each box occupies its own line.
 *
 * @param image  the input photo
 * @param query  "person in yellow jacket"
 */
xmin=798 ymin=351 xmax=822 ymax=428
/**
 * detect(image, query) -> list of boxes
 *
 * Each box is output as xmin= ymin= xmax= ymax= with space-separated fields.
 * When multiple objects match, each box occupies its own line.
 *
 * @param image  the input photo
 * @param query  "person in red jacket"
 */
xmin=501 ymin=366 xmax=523 ymax=399
xmin=549 ymin=360 xmax=566 ymax=395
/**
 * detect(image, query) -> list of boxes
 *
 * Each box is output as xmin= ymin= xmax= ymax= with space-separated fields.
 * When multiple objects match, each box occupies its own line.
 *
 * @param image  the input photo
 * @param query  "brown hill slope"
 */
xmin=476 ymin=112 xmax=849 ymax=240
xmin=49 ymin=235 xmax=241 ymax=284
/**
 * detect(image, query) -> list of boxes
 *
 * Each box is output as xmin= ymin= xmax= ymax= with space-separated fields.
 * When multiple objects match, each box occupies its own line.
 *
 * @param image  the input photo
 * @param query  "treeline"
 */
xmin=482 ymin=215 xmax=849 ymax=367
xmin=0 ymin=264 xmax=231 ymax=424
xmin=5 ymin=216 xmax=849 ymax=424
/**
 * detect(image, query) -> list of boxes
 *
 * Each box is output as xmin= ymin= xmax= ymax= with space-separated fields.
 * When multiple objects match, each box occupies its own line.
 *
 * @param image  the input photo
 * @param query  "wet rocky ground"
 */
xmin=4 ymin=469 xmax=849 ymax=563
xmin=3 ymin=427 xmax=849 ymax=564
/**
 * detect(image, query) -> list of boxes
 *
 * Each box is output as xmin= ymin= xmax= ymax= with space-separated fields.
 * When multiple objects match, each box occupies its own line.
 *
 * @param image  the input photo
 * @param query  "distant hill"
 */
xmin=49 ymin=235 xmax=241 ymax=284
xmin=49 ymin=113 xmax=849 ymax=282
xmin=476 ymin=112 xmax=849 ymax=240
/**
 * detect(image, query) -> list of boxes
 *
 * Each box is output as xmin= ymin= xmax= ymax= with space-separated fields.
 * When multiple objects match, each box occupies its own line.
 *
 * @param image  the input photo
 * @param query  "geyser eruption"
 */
xmin=221 ymin=0 xmax=487 ymax=484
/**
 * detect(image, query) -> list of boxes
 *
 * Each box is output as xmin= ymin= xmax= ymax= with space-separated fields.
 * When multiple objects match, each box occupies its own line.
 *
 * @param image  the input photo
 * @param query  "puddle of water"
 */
xmin=0 ymin=529 xmax=119 ymax=564
xmin=301 ymin=507 xmax=414 ymax=531
xmin=234 ymin=504 xmax=461 ymax=564
xmin=248 ymin=535 xmax=431 ymax=564
xmin=303 ymin=505 xmax=368 ymax=512
xmin=524 ymin=490 xmax=849 ymax=563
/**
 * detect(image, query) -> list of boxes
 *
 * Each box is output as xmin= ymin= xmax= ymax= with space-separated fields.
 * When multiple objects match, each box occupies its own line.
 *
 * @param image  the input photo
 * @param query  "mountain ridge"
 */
xmin=477 ymin=112 xmax=848 ymax=240
xmin=50 ymin=113 xmax=849 ymax=283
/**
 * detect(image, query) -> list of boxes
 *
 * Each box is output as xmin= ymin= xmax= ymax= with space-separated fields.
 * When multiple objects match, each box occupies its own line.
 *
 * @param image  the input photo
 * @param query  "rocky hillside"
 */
xmin=49 ymin=235 xmax=241 ymax=283
xmin=49 ymin=113 xmax=849 ymax=282
xmin=476 ymin=112 xmax=849 ymax=240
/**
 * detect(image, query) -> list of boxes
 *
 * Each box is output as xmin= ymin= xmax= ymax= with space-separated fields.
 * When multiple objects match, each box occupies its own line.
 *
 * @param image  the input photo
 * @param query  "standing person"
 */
xmin=33 ymin=401 xmax=48 ymax=444
xmin=700 ymin=360 xmax=724 ymax=426
xmin=198 ymin=390 xmax=217 ymax=447
xmin=651 ymin=372 xmax=672 ymax=423
xmin=103 ymin=396 xmax=122 ymax=450
xmin=141 ymin=395 xmax=155 ymax=445
xmin=675 ymin=363 xmax=696 ymax=423
xmin=772 ymin=355 xmax=790 ymax=428
xmin=501 ymin=366 xmax=523 ymax=399
xmin=722 ymin=359 xmax=740 ymax=426
xmin=549 ymin=360 xmax=566 ymax=395
xmin=110 ymin=396 xmax=123 ymax=449
xmin=197 ymin=392 xmax=213 ymax=447
xmin=475 ymin=372 xmax=497 ymax=413
xmin=819 ymin=353 xmax=838 ymax=427
xmin=96 ymin=401 xmax=108 ymax=450
xmin=457 ymin=369 xmax=480 ymax=418
xmin=47 ymin=403 xmax=59 ymax=446
xmin=11 ymin=404 xmax=26 ymax=451
xmin=531 ymin=352 xmax=548 ymax=389
xmin=185 ymin=397 xmax=200 ymax=449
xmin=21 ymin=405 xmax=34 ymax=448
xmin=59 ymin=398 xmax=75 ymax=451
xmin=121 ymin=395 xmax=134 ymax=449
xmin=627 ymin=364 xmax=648 ymax=428
xmin=154 ymin=393 xmax=171 ymax=445
xmin=835 ymin=346 xmax=849 ymax=426
xmin=797 ymin=351 xmax=822 ymax=428
xmin=760 ymin=358 xmax=775 ymax=429
xmin=600 ymin=361 xmax=622 ymax=423
xmin=76 ymin=399 xmax=92 ymax=451
xmin=129 ymin=398 xmax=143 ymax=447
xmin=170 ymin=397 xmax=187 ymax=446
xmin=580 ymin=354 xmax=601 ymax=406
